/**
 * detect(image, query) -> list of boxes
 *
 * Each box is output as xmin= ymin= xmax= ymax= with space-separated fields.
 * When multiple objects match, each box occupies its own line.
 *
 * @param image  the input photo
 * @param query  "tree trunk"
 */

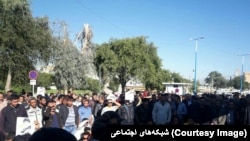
xmin=64 ymin=89 xmax=67 ymax=95
xmin=64 ymin=86 xmax=68 ymax=95
xmin=104 ymin=77 xmax=110 ymax=89
xmin=121 ymin=81 xmax=126 ymax=95
xmin=5 ymin=67 xmax=12 ymax=93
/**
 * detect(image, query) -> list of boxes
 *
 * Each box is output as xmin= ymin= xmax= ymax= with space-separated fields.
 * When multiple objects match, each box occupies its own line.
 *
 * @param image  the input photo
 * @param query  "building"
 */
xmin=162 ymin=82 xmax=191 ymax=95
xmin=40 ymin=65 xmax=55 ymax=74
xmin=125 ymin=79 xmax=145 ymax=91
xmin=245 ymin=72 xmax=250 ymax=83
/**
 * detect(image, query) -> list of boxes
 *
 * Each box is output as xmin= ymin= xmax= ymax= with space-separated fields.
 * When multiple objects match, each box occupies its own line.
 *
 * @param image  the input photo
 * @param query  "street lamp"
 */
xmin=237 ymin=53 xmax=250 ymax=93
xmin=191 ymin=37 xmax=205 ymax=95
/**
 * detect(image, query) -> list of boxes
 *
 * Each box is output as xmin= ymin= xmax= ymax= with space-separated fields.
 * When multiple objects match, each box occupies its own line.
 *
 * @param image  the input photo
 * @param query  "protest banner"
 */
xmin=16 ymin=117 xmax=36 ymax=136
xmin=125 ymin=89 xmax=135 ymax=102
xmin=36 ymin=87 xmax=46 ymax=96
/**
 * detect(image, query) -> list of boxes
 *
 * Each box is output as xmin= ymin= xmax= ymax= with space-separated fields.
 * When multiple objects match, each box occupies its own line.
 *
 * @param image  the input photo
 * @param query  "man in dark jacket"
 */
xmin=43 ymin=100 xmax=63 ymax=128
xmin=60 ymin=96 xmax=79 ymax=134
xmin=0 ymin=94 xmax=28 ymax=135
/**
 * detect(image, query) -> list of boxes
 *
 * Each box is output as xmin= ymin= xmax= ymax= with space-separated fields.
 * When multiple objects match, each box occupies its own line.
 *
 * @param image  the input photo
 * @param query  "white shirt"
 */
xmin=101 ymin=106 xmax=119 ymax=115
xmin=26 ymin=106 xmax=43 ymax=132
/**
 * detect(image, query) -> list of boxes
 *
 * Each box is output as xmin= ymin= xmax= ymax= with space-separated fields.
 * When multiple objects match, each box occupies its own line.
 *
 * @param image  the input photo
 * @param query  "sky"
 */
xmin=30 ymin=0 xmax=250 ymax=83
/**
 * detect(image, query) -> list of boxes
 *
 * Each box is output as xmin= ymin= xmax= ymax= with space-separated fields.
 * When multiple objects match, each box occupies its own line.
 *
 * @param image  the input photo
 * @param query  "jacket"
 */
xmin=59 ymin=104 xmax=79 ymax=126
xmin=43 ymin=107 xmax=63 ymax=128
xmin=0 ymin=104 xmax=28 ymax=134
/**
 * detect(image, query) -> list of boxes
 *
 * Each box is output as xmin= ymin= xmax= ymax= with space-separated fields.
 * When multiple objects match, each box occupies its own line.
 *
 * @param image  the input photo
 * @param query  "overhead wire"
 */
xmin=73 ymin=0 xmax=133 ymax=37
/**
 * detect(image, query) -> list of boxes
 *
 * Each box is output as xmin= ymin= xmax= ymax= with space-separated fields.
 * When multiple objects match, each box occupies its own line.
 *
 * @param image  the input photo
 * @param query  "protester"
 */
xmin=1 ymin=90 xmax=250 ymax=141
xmin=0 ymin=94 xmax=28 ymax=135
xmin=26 ymin=97 xmax=43 ymax=131
xmin=43 ymin=100 xmax=63 ymax=128
xmin=91 ymin=111 xmax=121 ymax=141
xmin=135 ymin=98 xmax=152 ymax=125
xmin=118 ymin=99 xmax=135 ymax=125
xmin=152 ymin=93 xmax=172 ymax=125
xmin=0 ymin=92 xmax=7 ymax=112
xmin=78 ymin=98 xmax=93 ymax=124
xmin=60 ymin=96 xmax=79 ymax=135
xmin=101 ymin=99 xmax=121 ymax=115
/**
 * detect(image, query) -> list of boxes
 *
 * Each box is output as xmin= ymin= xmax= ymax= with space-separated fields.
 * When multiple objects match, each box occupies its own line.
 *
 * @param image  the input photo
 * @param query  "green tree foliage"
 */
xmin=230 ymin=76 xmax=249 ymax=90
xmin=94 ymin=43 xmax=117 ymax=87
xmin=53 ymin=38 xmax=88 ymax=91
xmin=85 ymin=78 xmax=100 ymax=93
xmin=53 ymin=42 xmax=87 ymax=90
xmin=205 ymin=71 xmax=227 ymax=88
xmin=231 ymin=76 xmax=241 ymax=89
xmin=0 ymin=0 xmax=55 ymax=91
xmin=37 ymin=72 xmax=54 ymax=88
xmin=141 ymin=42 xmax=162 ymax=90
xmin=170 ymin=72 xmax=190 ymax=83
xmin=150 ymin=69 xmax=172 ymax=91
xmin=190 ymin=80 xmax=201 ymax=93
xmin=95 ymin=36 xmax=162 ymax=94
xmin=109 ymin=77 xmax=120 ymax=92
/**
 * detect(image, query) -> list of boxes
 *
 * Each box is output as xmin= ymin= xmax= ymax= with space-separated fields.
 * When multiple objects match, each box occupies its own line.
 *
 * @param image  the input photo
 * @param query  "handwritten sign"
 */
xmin=16 ymin=117 xmax=36 ymax=136
xmin=37 ymin=87 xmax=46 ymax=96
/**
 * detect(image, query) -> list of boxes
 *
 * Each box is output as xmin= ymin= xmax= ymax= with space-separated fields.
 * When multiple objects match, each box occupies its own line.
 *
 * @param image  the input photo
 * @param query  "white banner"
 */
xmin=125 ymin=89 xmax=136 ymax=102
xmin=16 ymin=117 xmax=36 ymax=136
xmin=37 ymin=87 xmax=46 ymax=96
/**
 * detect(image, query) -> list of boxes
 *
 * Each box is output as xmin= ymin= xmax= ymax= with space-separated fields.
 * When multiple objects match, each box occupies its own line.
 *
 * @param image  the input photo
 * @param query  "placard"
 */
xmin=16 ymin=117 xmax=36 ymax=136
xmin=125 ymin=89 xmax=135 ymax=102
xmin=37 ymin=87 xmax=46 ymax=96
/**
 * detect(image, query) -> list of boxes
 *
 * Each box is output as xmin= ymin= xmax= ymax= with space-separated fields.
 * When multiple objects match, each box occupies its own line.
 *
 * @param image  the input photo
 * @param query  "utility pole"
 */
xmin=190 ymin=37 xmax=205 ymax=95
xmin=237 ymin=53 xmax=250 ymax=93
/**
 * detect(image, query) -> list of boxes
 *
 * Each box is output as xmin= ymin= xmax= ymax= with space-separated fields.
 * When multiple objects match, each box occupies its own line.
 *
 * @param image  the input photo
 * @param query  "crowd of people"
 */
xmin=0 ymin=89 xmax=249 ymax=141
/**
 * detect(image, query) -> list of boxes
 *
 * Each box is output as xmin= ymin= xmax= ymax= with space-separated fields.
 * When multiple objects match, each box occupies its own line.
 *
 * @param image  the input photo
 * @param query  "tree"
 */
xmin=139 ymin=42 xmax=162 ymax=90
xmin=85 ymin=78 xmax=100 ymax=92
xmin=75 ymin=23 xmax=97 ymax=80
xmin=36 ymin=72 xmax=54 ymax=88
xmin=52 ymin=22 xmax=88 ymax=93
xmin=170 ymin=72 xmax=190 ymax=83
xmin=205 ymin=71 xmax=227 ymax=89
xmin=95 ymin=36 xmax=162 ymax=94
xmin=230 ymin=76 xmax=250 ymax=90
xmin=0 ymin=0 xmax=55 ymax=92
xmin=152 ymin=69 xmax=172 ymax=91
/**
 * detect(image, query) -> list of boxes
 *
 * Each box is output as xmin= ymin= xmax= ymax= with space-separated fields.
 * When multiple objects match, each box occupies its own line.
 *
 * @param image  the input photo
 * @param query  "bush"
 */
xmin=11 ymin=85 xmax=31 ymax=94
xmin=85 ymin=78 xmax=100 ymax=92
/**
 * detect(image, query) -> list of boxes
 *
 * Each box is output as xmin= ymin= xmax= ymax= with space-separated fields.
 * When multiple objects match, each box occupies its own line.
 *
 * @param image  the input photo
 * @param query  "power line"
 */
xmin=74 ymin=0 xmax=133 ymax=37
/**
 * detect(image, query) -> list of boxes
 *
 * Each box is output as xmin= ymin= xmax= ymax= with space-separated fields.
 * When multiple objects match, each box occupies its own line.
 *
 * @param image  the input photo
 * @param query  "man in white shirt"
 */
xmin=26 ymin=97 xmax=43 ymax=132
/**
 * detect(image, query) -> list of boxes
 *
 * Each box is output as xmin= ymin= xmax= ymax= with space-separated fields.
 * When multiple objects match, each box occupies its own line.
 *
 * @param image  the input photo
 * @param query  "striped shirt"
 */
xmin=65 ymin=106 xmax=75 ymax=126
